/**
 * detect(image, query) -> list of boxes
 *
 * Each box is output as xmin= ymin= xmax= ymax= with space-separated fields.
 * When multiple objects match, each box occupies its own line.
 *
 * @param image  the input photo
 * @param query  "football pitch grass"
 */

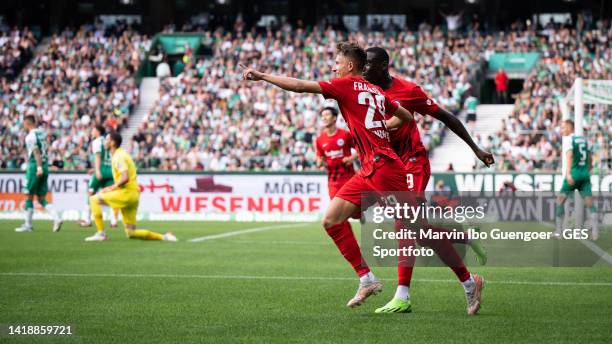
xmin=1 ymin=220 xmax=611 ymax=343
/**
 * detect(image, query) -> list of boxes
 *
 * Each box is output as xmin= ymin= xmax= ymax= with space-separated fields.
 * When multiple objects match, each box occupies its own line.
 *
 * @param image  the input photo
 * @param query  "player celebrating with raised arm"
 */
xmin=84 ymin=131 xmax=177 ymax=242
xmin=364 ymin=47 xmax=494 ymax=190
xmin=363 ymin=47 xmax=490 ymax=314
xmin=241 ymin=42 xmax=417 ymax=307
xmin=242 ymin=42 xmax=484 ymax=311
xmin=554 ymin=120 xmax=598 ymax=240
xmin=79 ymin=124 xmax=119 ymax=228
xmin=15 ymin=115 xmax=63 ymax=233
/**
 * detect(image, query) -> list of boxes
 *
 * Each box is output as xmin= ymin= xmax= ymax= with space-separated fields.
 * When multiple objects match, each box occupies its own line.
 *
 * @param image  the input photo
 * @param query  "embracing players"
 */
xmin=363 ymin=46 xmax=493 ymax=314
xmin=84 ymin=131 xmax=177 ymax=242
xmin=15 ymin=115 xmax=62 ymax=233
xmin=241 ymin=42 xmax=484 ymax=313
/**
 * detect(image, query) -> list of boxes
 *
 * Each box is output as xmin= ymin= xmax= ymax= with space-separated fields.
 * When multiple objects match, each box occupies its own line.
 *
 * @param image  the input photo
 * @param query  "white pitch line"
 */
xmin=231 ymin=240 xmax=329 ymax=246
xmin=2 ymin=272 xmax=612 ymax=287
xmin=578 ymin=239 xmax=612 ymax=265
xmin=189 ymin=223 xmax=309 ymax=242
xmin=543 ymin=222 xmax=612 ymax=265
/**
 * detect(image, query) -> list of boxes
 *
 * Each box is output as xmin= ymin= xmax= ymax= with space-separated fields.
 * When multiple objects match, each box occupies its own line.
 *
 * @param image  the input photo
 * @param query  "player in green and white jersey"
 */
xmin=15 ymin=115 xmax=63 ymax=232
xmin=79 ymin=124 xmax=118 ymax=227
xmin=554 ymin=119 xmax=599 ymax=240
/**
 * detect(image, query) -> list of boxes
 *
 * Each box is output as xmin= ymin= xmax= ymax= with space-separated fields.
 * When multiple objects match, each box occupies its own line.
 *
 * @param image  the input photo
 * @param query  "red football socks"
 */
xmin=325 ymin=221 xmax=370 ymax=277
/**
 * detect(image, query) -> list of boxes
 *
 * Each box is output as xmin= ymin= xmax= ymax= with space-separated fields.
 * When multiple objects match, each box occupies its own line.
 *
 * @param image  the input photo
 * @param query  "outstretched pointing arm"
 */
xmin=240 ymin=64 xmax=322 ymax=94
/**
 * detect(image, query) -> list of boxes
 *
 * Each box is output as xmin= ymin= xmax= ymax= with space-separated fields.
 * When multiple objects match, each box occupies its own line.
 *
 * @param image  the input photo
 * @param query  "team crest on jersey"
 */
xmin=337 ymin=139 xmax=345 ymax=147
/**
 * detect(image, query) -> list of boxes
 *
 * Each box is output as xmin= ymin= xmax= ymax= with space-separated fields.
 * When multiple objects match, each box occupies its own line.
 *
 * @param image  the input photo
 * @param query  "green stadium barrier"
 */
xmin=487 ymin=52 xmax=540 ymax=78
xmin=136 ymin=33 xmax=206 ymax=83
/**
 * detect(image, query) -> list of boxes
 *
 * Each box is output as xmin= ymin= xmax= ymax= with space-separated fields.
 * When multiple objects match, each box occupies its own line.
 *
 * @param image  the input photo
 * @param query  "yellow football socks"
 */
xmin=89 ymin=195 xmax=105 ymax=232
xmin=125 ymin=229 xmax=164 ymax=241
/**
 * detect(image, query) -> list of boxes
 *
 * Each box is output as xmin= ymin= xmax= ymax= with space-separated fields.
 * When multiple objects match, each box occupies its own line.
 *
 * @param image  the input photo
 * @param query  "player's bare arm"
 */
xmin=392 ymin=105 xmax=414 ymax=123
xmin=240 ymin=63 xmax=322 ymax=94
xmin=94 ymin=153 xmax=103 ymax=180
xmin=385 ymin=106 xmax=415 ymax=128
xmin=342 ymin=153 xmax=358 ymax=165
xmin=316 ymin=156 xmax=327 ymax=168
xmin=33 ymin=147 xmax=43 ymax=177
xmin=314 ymin=142 xmax=326 ymax=168
xmin=385 ymin=116 xmax=404 ymax=129
xmin=429 ymin=108 xmax=494 ymax=167
xmin=565 ymin=150 xmax=574 ymax=185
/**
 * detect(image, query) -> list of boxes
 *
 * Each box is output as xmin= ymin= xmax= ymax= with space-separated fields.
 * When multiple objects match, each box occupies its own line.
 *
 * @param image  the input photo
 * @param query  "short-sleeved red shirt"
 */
xmin=315 ymin=128 xmax=355 ymax=182
xmin=318 ymin=75 xmax=400 ymax=177
xmin=495 ymin=71 xmax=508 ymax=91
xmin=383 ymin=77 xmax=439 ymax=164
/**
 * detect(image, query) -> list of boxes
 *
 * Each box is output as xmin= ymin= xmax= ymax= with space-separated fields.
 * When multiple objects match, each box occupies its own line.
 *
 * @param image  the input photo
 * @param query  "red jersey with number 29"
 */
xmin=318 ymin=76 xmax=400 ymax=177
xmin=383 ymin=77 xmax=439 ymax=164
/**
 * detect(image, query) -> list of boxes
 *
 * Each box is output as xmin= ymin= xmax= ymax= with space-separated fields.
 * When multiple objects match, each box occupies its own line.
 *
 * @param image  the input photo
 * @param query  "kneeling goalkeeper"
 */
xmin=85 ymin=131 xmax=177 ymax=242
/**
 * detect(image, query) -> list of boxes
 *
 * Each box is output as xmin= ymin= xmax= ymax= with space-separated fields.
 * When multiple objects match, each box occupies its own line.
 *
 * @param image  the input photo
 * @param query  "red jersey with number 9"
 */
xmin=382 ymin=77 xmax=439 ymax=164
xmin=318 ymin=75 xmax=400 ymax=177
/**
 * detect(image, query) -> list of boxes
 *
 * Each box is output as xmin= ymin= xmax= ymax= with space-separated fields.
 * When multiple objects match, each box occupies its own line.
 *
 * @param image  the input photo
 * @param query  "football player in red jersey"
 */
xmin=241 ymin=42 xmax=417 ymax=308
xmin=315 ymin=106 xmax=357 ymax=199
xmin=363 ymin=46 xmax=493 ymax=314
xmin=241 ymin=42 xmax=483 ymax=313
xmin=364 ymin=47 xmax=494 ymax=191
xmin=315 ymin=106 xmax=362 ymax=250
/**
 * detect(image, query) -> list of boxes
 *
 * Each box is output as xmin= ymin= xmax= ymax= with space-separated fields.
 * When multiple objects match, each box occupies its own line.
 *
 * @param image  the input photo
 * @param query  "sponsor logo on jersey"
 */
xmin=325 ymin=149 xmax=344 ymax=159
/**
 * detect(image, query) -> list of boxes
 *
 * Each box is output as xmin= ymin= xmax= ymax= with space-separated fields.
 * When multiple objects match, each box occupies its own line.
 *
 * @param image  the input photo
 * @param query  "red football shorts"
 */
xmin=335 ymin=156 xmax=410 ymax=208
xmin=328 ymin=176 xmax=354 ymax=199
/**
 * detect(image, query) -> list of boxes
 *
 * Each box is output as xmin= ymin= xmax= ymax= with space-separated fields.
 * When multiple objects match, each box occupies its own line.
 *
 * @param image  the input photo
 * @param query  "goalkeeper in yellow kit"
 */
xmin=85 ymin=131 xmax=177 ymax=242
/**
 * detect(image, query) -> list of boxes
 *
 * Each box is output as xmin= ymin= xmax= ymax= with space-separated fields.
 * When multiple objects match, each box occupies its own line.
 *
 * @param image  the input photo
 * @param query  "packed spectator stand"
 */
xmin=476 ymin=21 xmax=611 ymax=173
xmin=0 ymin=26 xmax=36 ymax=81
xmin=0 ymin=22 xmax=150 ymax=170
xmin=129 ymin=24 xmax=482 ymax=170
xmin=0 ymin=17 xmax=610 ymax=173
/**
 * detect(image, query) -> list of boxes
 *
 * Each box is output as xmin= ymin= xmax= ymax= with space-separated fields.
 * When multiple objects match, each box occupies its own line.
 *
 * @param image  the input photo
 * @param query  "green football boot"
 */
xmin=469 ymin=227 xmax=487 ymax=265
xmin=375 ymin=298 xmax=412 ymax=314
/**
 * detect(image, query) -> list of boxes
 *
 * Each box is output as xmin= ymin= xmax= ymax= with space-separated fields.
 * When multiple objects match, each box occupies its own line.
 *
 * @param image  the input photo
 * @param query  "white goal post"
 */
xmin=559 ymin=78 xmax=612 ymax=227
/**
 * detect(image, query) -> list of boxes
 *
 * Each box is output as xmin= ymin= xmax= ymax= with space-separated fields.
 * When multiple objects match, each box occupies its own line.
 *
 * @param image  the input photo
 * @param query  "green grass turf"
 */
xmin=1 ymin=220 xmax=611 ymax=343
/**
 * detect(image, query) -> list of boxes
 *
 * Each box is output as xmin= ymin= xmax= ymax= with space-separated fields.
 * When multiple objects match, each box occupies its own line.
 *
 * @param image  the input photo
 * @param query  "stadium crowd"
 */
xmin=0 ymin=26 xmax=37 ymax=81
xmin=0 ymin=17 xmax=609 ymax=173
xmin=129 ymin=25 xmax=484 ymax=170
xmin=476 ymin=21 xmax=611 ymax=173
xmin=0 ymin=22 xmax=150 ymax=169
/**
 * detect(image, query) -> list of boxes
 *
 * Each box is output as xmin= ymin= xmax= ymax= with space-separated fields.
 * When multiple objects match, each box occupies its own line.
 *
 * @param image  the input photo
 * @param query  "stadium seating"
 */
xmin=1 ymin=20 xmax=609 ymax=172
xmin=128 ymin=26 xmax=481 ymax=171
xmin=0 ymin=26 xmax=36 ymax=81
xmin=480 ymin=25 xmax=611 ymax=172
xmin=0 ymin=23 xmax=150 ymax=169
